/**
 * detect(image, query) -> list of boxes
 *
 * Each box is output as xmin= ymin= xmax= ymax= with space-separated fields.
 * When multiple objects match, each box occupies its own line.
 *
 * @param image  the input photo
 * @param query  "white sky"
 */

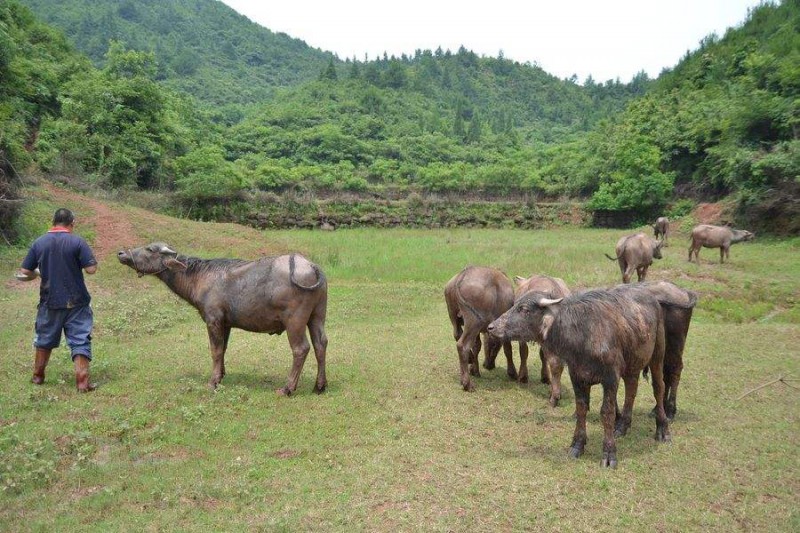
xmin=218 ymin=0 xmax=765 ymax=83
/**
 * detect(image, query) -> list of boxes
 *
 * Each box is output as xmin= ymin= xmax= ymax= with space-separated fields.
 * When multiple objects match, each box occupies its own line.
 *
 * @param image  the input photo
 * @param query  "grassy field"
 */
xmin=1 ymin=190 xmax=798 ymax=531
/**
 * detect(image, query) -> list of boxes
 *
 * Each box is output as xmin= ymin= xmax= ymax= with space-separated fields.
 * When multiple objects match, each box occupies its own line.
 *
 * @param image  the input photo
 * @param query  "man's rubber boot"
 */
xmin=32 ymin=347 xmax=52 ymax=385
xmin=74 ymin=355 xmax=97 ymax=393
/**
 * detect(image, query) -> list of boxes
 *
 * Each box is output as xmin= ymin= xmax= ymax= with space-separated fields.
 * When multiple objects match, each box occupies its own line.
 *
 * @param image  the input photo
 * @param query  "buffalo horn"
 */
xmin=537 ymin=297 xmax=563 ymax=307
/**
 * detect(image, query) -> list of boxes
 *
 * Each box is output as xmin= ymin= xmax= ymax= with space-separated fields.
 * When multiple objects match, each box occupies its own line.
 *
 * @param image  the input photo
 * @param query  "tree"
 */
xmin=319 ymin=57 xmax=337 ymax=81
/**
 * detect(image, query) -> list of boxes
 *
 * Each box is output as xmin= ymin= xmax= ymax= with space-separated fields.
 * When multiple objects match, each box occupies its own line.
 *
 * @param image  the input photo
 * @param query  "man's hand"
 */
xmin=15 ymin=268 xmax=40 ymax=281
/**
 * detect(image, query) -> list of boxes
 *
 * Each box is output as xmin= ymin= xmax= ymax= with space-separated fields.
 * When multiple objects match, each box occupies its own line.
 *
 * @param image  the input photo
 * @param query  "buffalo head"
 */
xmin=118 ymin=242 xmax=187 ymax=277
xmin=487 ymin=291 xmax=563 ymax=344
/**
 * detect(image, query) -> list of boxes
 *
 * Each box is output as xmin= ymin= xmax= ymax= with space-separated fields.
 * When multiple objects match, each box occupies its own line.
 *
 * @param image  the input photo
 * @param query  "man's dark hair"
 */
xmin=52 ymin=208 xmax=75 ymax=226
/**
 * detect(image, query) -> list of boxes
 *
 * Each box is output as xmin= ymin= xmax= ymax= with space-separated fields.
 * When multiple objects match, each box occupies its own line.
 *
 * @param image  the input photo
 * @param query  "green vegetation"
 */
xmin=1 ymin=191 xmax=798 ymax=530
xmin=18 ymin=0 xmax=334 ymax=106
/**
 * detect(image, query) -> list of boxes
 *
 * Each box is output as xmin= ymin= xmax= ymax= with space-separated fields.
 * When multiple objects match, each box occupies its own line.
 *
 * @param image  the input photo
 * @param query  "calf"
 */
xmin=611 ymin=281 xmax=698 ymax=420
xmin=488 ymin=289 xmax=669 ymax=468
xmin=689 ymin=224 xmax=754 ymax=263
xmin=444 ymin=266 xmax=517 ymax=391
xmin=513 ymin=275 xmax=570 ymax=407
xmin=605 ymin=232 xmax=663 ymax=283
xmin=653 ymin=217 xmax=669 ymax=245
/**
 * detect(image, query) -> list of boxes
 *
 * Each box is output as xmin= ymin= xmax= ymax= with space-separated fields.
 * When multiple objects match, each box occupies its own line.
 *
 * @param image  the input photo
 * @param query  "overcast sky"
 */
xmin=218 ymin=0 xmax=765 ymax=83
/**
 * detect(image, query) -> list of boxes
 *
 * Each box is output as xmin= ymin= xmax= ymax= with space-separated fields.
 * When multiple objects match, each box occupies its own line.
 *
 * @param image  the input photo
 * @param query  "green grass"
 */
xmin=1 ymin=199 xmax=798 ymax=531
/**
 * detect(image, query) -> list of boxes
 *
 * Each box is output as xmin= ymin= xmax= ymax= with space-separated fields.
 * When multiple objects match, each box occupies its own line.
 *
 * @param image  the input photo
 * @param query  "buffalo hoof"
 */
xmin=483 ymin=360 xmax=496 ymax=371
xmin=518 ymin=374 xmax=529 ymax=384
xmin=31 ymin=376 xmax=44 ymax=385
xmin=614 ymin=419 xmax=630 ymax=437
xmin=540 ymin=375 xmax=550 ymax=384
xmin=313 ymin=383 xmax=327 ymax=394
xmin=601 ymin=453 xmax=618 ymax=469
xmin=507 ymin=369 xmax=518 ymax=381
xmin=654 ymin=427 xmax=672 ymax=443
xmin=276 ymin=386 xmax=293 ymax=397
xmin=568 ymin=446 xmax=584 ymax=459
xmin=462 ymin=382 xmax=476 ymax=392
xmin=549 ymin=396 xmax=560 ymax=408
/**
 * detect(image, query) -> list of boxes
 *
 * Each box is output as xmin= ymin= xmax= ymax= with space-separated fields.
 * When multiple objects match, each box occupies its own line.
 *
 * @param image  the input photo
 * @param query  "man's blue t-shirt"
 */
xmin=22 ymin=231 xmax=97 ymax=309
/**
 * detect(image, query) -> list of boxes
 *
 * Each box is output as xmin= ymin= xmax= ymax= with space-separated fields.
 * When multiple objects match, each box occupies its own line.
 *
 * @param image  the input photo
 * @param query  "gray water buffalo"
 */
xmin=605 ymin=232 xmax=663 ymax=283
xmin=118 ymin=243 xmax=328 ymax=395
xmin=688 ymin=224 xmax=754 ymax=263
xmin=513 ymin=275 xmax=570 ymax=406
xmin=653 ymin=217 xmax=669 ymax=245
xmin=488 ymin=289 xmax=669 ymax=468
xmin=444 ymin=266 xmax=517 ymax=391
xmin=611 ymin=281 xmax=698 ymax=420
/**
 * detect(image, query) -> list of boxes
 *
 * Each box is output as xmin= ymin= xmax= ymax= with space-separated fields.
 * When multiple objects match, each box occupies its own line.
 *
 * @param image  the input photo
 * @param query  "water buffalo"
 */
xmin=444 ymin=266 xmax=517 ymax=391
xmin=611 ymin=281 xmax=698 ymax=420
xmin=605 ymin=232 xmax=663 ymax=283
xmin=488 ymin=289 xmax=669 ymax=468
xmin=513 ymin=275 xmax=570 ymax=407
xmin=688 ymin=224 xmax=754 ymax=263
xmin=118 ymin=243 xmax=328 ymax=395
xmin=653 ymin=217 xmax=669 ymax=245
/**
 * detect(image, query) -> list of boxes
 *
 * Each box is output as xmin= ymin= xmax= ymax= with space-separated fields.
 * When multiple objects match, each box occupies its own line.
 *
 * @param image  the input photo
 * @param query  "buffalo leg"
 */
xmin=456 ymin=323 xmax=481 ymax=391
xmin=538 ymin=346 xmax=550 ymax=384
xmin=649 ymin=359 xmax=671 ymax=442
xmin=221 ymin=326 xmax=231 ymax=378
xmin=503 ymin=341 xmax=517 ymax=380
xmin=308 ymin=312 xmax=328 ymax=394
xmin=544 ymin=350 xmax=564 ymax=408
xmin=278 ymin=319 xmax=311 ymax=396
xmin=650 ymin=324 xmax=671 ymax=442
xmin=568 ymin=371 xmax=590 ymax=459
xmin=664 ymin=361 xmax=683 ymax=420
xmin=601 ymin=378 xmax=620 ymax=468
xmin=623 ymin=265 xmax=635 ymax=284
xmin=720 ymin=246 xmax=726 ymax=263
xmin=206 ymin=320 xmax=227 ymax=388
xmin=614 ymin=373 xmax=639 ymax=437
xmin=482 ymin=332 xmax=497 ymax=370
xmin=470 ymin=334 xmax=482 ymax=377
xmin=517 ymin=342 xmax=529 ymax=384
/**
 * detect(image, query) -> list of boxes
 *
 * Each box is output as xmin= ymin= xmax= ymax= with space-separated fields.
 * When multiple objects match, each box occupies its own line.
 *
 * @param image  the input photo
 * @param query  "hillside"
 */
xmin=18 ymin=0 xmax=335 ymax=106
xmin=3 ymin=0 xmax=798 ymax=237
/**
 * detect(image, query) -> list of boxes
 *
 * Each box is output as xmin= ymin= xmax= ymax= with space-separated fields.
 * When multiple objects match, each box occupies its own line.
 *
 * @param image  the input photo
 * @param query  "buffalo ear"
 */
xmin=540 ymin=314 xmax=554 ymax=340
xmin=514 ymin=276 xmax=527 ymax=286
xmin=163 ymin=257 xmax=188 ymax=271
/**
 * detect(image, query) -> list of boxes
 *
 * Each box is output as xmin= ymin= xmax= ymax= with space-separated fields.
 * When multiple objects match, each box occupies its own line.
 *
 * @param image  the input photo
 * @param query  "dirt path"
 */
xmin=45 ymin=184 xmax=140 ymax=260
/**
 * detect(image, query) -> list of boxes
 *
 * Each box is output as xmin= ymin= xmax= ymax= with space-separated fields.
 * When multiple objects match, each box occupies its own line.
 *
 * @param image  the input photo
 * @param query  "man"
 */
xmin=17 ymin=208 xmax=98 ymax=392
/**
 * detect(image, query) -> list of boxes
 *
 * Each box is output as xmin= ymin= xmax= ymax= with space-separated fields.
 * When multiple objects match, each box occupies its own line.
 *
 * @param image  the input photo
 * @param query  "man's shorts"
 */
xmin=33 ymin=305 xmax=93 ymax=360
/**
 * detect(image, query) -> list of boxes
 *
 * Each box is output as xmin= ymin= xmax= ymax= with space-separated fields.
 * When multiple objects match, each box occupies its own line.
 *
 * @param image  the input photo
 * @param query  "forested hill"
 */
xmin=18 ymin=0 xmax=643 ymax=126
xmin=2 ymin=0 xmax=797 ymax=238
xmin=18 ymin=0 xmax=335 ymax=106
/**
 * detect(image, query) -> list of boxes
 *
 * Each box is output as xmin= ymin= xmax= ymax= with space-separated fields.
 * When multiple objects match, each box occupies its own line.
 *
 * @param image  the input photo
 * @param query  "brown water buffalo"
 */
xmin=444 ymin=266 xmax=517 ymax=391
xmin=488 ymin=289 xmax=669 ymax=468
xmin=118 ymin=243 xmax=328 ymax=395
xmin=653 ymin=217 xmax=669 ymax=245
xmin=605 ymin=232 xmax=663 ymax=283
xmin=688 ymin=224 xmax=754 ymax=263
xmin=611 ymin=281 xmax=698 ymax=420
xmin=513 ymin=275 xmax=570 ymax=406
